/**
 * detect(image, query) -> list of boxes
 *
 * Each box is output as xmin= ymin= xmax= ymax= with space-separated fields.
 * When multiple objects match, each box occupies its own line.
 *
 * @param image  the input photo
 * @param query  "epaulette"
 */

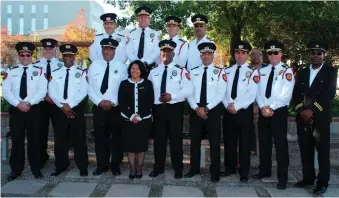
xmin=52 ymin=68 xmax=62 ymax=72
xmin=214 ymin=66 xmax=222 ymax=70
xmin=33 ymin=60 xmax=40 ymax=64
xmin=150 ymin=64 xmax=158 ymax=70
xmin=96 ymin=33 xmax=103 ymax=36
xmin=76 ymin=67 xmax=82 ymax=70
xmin=191 ymin=66 xmax=200 ymax=70
xmin=58 ymin=58 xmax=63 ymax=62
xmin=33 ymin=65 xmax=42 ymax=69
xmin=129 ymin=28 xmax=136 ymax=33
xmin=117 ymin=33 xmax=125 ymax=37
xmin=174 ymin=64 xmax=183 ymax=69
xmin=206 ymin=37 xmax=214 ymax=41
xmin=282 ymin=63 xmax=290 ymax=68
xmin=9 ymin=66 xmax=19 ymax=70
xmin=247 ymin=66 xmax=255 ymax=70
xmin=179 ymin=38 xmax=187 ymax=43
xmin=261 ymin=64 xmax=268 ymax=68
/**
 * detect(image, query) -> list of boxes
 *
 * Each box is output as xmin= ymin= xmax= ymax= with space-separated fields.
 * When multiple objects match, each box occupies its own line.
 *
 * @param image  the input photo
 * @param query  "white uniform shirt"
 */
xmin=35 ymin=57 xmax=64 ymax=75
xmin=126 ymin=27 xmax=160 ymax=65
xmin=256 ymin=62 xmax=295 ymax=110
xmin=166 ymin=35 xmax=189 ymax=67
xmin=223 ymin=63 xmax=259 ymax=111
xmin=148 ymin=62 xmax=193 ymax=104
xmin=88 ymin=59 xmax=128 ymax=106
xmin=187 ymin=64 xmax=227 ymax=110
xmin=48 ymin=65 xmax=88 ymax=108
xmin=186 ymin=35 xmax=215 ymax=71
xmin=309 ymin=64 xmax=323 ymax=87
xmin=89 ymin=32 xmax=127 ymax=64
xmin=2 ymin=64 xmax=47 ymax=106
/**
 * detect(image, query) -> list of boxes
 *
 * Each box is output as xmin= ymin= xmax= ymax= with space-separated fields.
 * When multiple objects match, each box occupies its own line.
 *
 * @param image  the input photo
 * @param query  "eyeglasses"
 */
xmin=250 ymin=53 xmax=262 ymax=57
xmin=267 ymin=51 xmax=281 ymax=56
xmin=194 ymin=24 xmax=204 ymax=28
xmin=311 ymin=51 xmax=323 ymax=56
xmin=20 ymin=54 xmax=32 ymax=57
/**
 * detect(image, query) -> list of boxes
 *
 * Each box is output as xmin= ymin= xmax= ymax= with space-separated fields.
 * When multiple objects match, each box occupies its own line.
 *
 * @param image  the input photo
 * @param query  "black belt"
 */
xmin=154 ymin=102 xmax=183 ymax=108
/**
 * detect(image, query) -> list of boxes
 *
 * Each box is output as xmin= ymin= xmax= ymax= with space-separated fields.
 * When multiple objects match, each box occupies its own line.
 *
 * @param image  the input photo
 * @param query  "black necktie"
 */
xmin=46 ymin=60 xmax=51 ymax=81
xmin=200 ymin=67 xmax=208 ymax=106
xmin=108 ymin=35 xmax=112 ymax=39
xmin=100 ymin=62 xmax=109 ymax=94
xmin=169 ymin=38 xmax=173 ymax=41
xmin=160 ymin=66 xmax=168 ymax=95
xmin=137 ymin=28 xmax=145 ymax=59
xmin=63 ymin=68 xmax=70 ymax=99
xmin=265 ymin=66 xmax=275 ymax=98
xmin=231 ymin=66 xmax=241 ymax=99
xmin=20 ymin=67 xmax=28 ymax=99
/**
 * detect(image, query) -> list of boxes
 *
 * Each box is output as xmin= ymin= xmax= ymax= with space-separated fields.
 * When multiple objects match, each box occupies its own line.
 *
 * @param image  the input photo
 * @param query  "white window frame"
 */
xmin=44 ymin=5 xmax=48 ymax=13
xmin=31 ymin=5 xmax=36 ymax=13
xmin=7 ymin=18 xmax=12 ymax=35
xmin=19 ymin=18 xmax=24 ymax=35
xmin=19 ymin=5 xmax=24 ymax=13
xmin=7 ymin=5 xmax=12 ymax=13
xmin=31 ymin=18 xmax=36 ymax=31
xmin=43 ymin=18 xmax=48 ymax=29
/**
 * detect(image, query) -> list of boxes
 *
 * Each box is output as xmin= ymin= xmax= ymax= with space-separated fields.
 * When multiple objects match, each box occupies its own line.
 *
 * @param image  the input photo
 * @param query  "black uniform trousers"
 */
xmin=224 ymin=105 xmax=253 ymax=178
xmin=92 ymin=105 xmax=122 ymax=171
xmin=258 ymin=106 xmax=289 ymax=183
xmin=9 ymin=105 xmax=41 ymax=175
xmin=297 ymin=118 xmax=330 ymax=187
xmin=190 ymin=105 xmax=221 ymax=178
xmin=53 ymin=102 xmax=88 ymax=171
xmin=153 ymin=102 xmax=184 ymax=173
xmin=39 ymin=100 xmax=57 ymax=166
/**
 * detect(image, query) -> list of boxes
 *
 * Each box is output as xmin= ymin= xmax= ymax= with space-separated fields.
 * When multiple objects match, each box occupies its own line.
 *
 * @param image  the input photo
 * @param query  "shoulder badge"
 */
xmin=57 ymin=62 xmax=63 ymax=68
xmin=75 ymin=72 xmax=81 ymax=78
xmin=172 ymin=70 xmax=178 ymax=76
xmin=32 ymin=71 xmax=39 ymax=76
xmin=222 ymin=74 xmax=227 ymax=82
xmin=285 ymin=73 xmax=292 ymax=82
xmin=253 ymin=75 xmax=260 ymax=84
xmin=96 ymin=33 xmax=103 ymax=36
xmin=150 ymin=32 xmax=155 ymax=38
xmin=191 ymin=66 xmax=200 ymax=71
xmin=213 ymin=68 xmax=219 ymax=74
xmin=116 ymin=37 xmax=121 ymax=42
xmin=245 ymin=71 xmax=252 ymax=78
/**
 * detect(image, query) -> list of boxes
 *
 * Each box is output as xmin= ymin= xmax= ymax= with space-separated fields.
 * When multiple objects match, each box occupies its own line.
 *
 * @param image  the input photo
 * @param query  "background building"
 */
xmin=1 ymin=0 xmax=105 ymax=35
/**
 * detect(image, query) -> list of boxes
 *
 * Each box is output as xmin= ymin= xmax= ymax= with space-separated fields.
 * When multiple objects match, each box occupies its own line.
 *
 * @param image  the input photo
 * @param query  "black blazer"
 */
xmin=293 ymin=64 xmax=337 ymax=124
xmin=118 ymin=79 xmax=154 ymax=119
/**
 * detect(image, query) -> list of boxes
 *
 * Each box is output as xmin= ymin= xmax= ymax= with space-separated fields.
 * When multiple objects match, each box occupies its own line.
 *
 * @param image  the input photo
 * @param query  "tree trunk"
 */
xmin=229 ymin=29 xmax=242 ymax=66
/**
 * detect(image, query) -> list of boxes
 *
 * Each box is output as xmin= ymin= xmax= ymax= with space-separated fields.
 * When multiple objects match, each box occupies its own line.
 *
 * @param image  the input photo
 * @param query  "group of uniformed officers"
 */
xmin=2 ymin=6 xmax=337 ymax=195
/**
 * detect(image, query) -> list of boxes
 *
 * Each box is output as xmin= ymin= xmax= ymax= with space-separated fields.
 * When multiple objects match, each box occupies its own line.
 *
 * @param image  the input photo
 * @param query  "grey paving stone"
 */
xmin=323 ymin=187 xmax=339 ymax=197
xmin=165 ymin=169 xmax=201 ymax=182
xmin=298 ymin=171 xmax=339 ymax=185
xmin=2 ymin=180 xmax=47 ymax=194
xmin=216 ymin=187 xmax=258 ymax=197
xmin=1 ymin=163 xmax=11 ymax=175
xmin=262 ymin=167 xmax=297 ymax=183
xmin=105 ymin=184 xmax=150 ymax=197
xmin=266 ymin=187 xmax=311 ymax=197
xmin=48 ymin=182 xmax=97 ymax=197
xmin=219 ymin=173 xmax=242 ymax=182
xmin=66 ymin=164 xmax=102 ymax=179
xmin=162 ymin=185 xmax=204 ymax=197
xmin=23 ymin=162 xmax=55 ymax=176
xmin=114 ymin=167 xmax=153 ymax=181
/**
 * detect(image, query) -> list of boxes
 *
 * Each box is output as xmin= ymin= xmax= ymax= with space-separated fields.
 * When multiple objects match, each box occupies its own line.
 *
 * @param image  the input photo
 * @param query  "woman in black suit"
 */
xmin=118 ymin=60 xmax=154 ymax=179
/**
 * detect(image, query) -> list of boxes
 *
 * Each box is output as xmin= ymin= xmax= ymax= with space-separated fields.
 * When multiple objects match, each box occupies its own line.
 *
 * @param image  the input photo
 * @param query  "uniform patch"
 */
xmin=286 ymin=73 xmax=292 ymax=81
xmin=253 ymin=75 xmax=260 ymax=84
xmin=3 ymin=72 xmax=8 ymax=80
xmin=245 ymin=71 xmax=251 ymax=78
xmin=279 ymin=70 xmax=284 ymax=75
xmin=222 ymin=74 xmax=227 ymax=82
xmin=116 ymin=37 xmax=121 ymax=42
xmin=114 ymin=70 xmax=118 ymax=74
xmin=150 ymin=33 xmax=155 ymax=38
xmin=213 ymin=69 xmax=219 ymax=74
xmin=32 ymin=71 xmax=38 ymax=76
xmin=75 ymin=72 xmax=81 ymax=78
xmin=185 ymin=73 xmax=190 ymax=80
xmin=57 ymin=63 xmax=63 ymax=68
xmin=172 ymin=70 xmax=177 ymax=76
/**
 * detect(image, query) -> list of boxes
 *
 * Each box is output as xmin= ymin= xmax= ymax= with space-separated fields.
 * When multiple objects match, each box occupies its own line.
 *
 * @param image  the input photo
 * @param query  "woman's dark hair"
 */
xmin=128 ymin=60 xmax=147 ymax=79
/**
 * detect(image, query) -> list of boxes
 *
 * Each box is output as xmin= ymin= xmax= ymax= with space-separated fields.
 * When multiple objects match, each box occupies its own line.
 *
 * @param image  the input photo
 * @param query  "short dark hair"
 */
xmin=128 ymin=60 xmax=147 ymax=79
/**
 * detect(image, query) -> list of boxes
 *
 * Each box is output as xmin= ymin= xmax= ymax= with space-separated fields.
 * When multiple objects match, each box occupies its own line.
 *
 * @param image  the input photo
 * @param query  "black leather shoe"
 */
xmin=240 ymin=177 xmax=248 ymax=183
xmin=34 ymin=171 xmax=43 ymax=179
xmin=211 ymin=177 xmax=220 ymax=183
xmin=129 ymin=174 xmax=135 ymax=179
xmin=313 ymin=185 xmax=327 ymax=195
xmin=220 ymin=170 xmax=236 ymax=177
xmin=112 ymin=169 xmax=121 ymax=176
xmin=93 ymin=167 xmax=108 ymax=176
xmin=277 ymin=183 xmax=287 ymax=190
xmin=294 ymin=180 xmax=314 ymax=187
xmin=174 ymin=172 xmax=183 ymax=179
xmin=7 ymin=172 xmax=20 ymax=181
xmin=80 ymin=170 xmax=88 ymax=177
xmin=149 ymin=170 xmax=164 ymax=178
xmin=184 ymin=171 xmax=199 ymax=178
xmin=253 ymin=172 xmax=271 ymax=179
xmin=135 ymin=174 xmax=142 ymax=179
xmin=51 ymin=169 xmax=62 ymax=176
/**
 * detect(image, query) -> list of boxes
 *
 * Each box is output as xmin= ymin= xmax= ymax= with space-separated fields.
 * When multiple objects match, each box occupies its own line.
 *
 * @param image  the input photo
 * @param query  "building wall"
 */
xmin=1 ymin=0 xmax=104 ymax=35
